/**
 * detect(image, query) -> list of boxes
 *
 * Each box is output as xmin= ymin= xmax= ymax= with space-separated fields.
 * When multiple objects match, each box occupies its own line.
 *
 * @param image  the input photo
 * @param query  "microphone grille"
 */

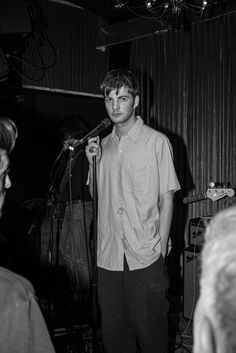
xmin=102 ymin=117 xmax=111 ymax=128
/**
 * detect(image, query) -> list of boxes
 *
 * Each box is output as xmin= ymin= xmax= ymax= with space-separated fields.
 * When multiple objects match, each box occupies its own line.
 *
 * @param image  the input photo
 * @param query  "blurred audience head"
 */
xmin=59 ymin=115 xmax=87 ymax=141
xmin=194 ymin=205 xmax=236 ymax=353
xmin=0 ymin=116 xmax=18 ymax=216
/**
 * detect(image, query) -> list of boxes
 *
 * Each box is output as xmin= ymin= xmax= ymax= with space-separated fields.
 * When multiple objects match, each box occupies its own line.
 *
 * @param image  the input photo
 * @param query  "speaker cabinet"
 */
xmin=188 ymin=217 xmax=206 ymax=247
xmin=188 ymin=216 xmax=212 ymax=247
xmin=183 ymin=247 xmax=201 ymax=319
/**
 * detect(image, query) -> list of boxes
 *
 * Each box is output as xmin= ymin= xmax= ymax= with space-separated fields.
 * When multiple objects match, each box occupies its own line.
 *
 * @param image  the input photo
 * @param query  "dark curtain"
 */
xmin=130 ymin=12 xmax=236 ymax=242
xmin=129 ymin=13 xmax=236 ymax=309
xmin=22 ymin=1 xmax=108 ymax=95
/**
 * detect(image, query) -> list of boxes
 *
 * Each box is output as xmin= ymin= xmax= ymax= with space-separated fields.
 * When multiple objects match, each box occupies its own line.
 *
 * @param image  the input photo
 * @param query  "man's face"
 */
xmin=0 ymin=148 xmax=11 ymax=217
xmin=104 ymin=86 xmax=139 ymax=125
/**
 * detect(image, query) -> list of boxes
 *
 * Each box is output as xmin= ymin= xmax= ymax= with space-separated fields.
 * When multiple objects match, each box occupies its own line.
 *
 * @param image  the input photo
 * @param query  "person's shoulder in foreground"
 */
xmin=0 ymin=265 xmax=34 ymax=307
xmin=0 ymin=116 xmax=56 ymax=353
xmin=193 ymin=205 xmax=236 ymax=353
xmin=0 ymin=266 xmax=56 ymax=353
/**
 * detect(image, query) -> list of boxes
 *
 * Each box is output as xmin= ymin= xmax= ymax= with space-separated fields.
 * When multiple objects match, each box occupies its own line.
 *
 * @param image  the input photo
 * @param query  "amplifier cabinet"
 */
xmin=189 ymin=216 xmax=212 ymax=247
xmin=183 ymin=247 xmax=201 ymax=319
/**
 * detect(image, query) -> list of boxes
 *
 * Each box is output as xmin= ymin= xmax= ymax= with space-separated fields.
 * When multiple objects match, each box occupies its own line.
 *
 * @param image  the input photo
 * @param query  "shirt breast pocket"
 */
xmin=125 ymin=163 xmax=150 ymax=195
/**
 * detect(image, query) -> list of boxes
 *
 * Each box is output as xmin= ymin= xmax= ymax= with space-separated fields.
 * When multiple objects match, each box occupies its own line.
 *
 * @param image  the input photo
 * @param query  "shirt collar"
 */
xmin=111 ymin=116 xmax=143 ymax=142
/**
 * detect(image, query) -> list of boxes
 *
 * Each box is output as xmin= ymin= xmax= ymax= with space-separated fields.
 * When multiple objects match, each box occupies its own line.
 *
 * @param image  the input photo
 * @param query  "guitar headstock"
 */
xmin=206 ymin=188 xmax=235 ymax=201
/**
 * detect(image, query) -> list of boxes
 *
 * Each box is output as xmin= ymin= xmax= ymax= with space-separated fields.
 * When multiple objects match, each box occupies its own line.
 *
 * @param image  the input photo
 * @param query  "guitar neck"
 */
xmin=183 ymin=193 xmax=207 ymax=204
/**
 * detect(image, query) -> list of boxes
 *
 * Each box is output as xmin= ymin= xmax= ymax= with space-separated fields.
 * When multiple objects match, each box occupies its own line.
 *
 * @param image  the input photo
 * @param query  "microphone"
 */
xmin=54 ymin=142 xmax=74 ymax=162
xmin=62 ymin=142 xmax=75 ymax=151
xmin=74 ymin=118 xmax=111 ymax=147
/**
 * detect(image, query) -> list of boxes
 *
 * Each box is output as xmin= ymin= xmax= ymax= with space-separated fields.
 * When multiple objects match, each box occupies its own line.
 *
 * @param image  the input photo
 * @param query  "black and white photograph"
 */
xmin=0 ymin=1 xmax=235 ymax=352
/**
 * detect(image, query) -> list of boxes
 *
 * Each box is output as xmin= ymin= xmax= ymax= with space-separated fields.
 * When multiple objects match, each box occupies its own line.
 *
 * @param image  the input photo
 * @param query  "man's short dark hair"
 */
xmin=0 ymin=117 xmax=18 ymax=154
xmin=100 ymin=69 xmax=140 ymax=98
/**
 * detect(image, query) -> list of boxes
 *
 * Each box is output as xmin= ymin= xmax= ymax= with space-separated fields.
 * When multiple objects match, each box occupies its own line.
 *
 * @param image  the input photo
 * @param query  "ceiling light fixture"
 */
xmin=114 ymin=0 xmax=126 ymax=9
xmin=146 ymin=0 xmax=157 ymax=10
xmin=122 ymin=0 xmax=227 ymax=31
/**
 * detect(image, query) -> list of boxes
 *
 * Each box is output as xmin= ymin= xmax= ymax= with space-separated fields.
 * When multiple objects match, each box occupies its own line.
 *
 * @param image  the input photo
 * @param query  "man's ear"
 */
xmin=198 ymin=315 xmax=217 ymax=353
xmin=134 ymin=95 xmax=140 ymax=109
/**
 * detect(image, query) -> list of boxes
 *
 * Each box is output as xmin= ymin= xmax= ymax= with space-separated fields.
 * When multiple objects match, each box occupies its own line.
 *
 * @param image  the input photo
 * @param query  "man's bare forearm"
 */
xmin=159 ymin=191 xmax=174 ymax=257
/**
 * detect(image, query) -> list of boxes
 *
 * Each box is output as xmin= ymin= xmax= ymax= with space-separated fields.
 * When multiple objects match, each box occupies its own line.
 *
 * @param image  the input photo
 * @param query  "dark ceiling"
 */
xmin=63 ymin=0 xmax=235 ymax=49
xmin=66 ymin=0 xmax=234 ymax=26
xmin=64 ymin=0 xmax=136 ymax=23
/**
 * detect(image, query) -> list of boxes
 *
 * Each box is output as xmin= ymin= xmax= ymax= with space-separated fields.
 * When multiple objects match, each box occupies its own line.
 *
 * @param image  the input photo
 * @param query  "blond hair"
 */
xmin=0 ymin=116 xmax=18 ymax=153
xmin=200 ymin=206 xmax=236 ymax=352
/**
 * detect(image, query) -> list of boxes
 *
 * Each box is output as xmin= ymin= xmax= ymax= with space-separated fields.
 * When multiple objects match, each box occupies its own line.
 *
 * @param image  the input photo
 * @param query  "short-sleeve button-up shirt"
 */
xmin=96 ymin=117 xmax=180 ymax=271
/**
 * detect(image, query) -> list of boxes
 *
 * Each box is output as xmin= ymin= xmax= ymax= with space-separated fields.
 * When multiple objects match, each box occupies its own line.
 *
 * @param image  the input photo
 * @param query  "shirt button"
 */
xmin=117 ymin=207 xmax=123 ymax=215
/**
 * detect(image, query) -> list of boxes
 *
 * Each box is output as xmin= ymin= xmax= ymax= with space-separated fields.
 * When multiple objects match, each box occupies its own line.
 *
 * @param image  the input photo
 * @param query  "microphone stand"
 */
xmin=91 ymin=155 xmax=99 ymax=353
xmin=27 ymin=145 xmax=76 ymax=321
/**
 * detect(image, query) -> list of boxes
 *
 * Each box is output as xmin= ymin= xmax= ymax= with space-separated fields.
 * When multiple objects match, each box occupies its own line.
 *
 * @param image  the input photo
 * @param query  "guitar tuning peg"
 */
xmin=209 ymin=181 xmax=215 ymax=188
xmin=222 ymin=182 xmax=230 ymax=188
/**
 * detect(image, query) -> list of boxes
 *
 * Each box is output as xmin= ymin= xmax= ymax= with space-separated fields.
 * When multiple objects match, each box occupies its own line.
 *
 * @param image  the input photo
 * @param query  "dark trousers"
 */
xmin=98 ymin=256 xmax=169 ymax=353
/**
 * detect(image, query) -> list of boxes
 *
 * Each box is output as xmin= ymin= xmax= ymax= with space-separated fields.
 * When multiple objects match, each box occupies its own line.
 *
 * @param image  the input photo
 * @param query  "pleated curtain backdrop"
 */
xmin=22 ymin=1 xmax=109 ymax=95
xmin=130 ymin=12 xmax=236 ymax=246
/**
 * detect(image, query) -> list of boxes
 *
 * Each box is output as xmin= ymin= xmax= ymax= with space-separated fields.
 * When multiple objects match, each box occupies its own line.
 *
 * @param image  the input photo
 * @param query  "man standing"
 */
xmin=0 ymin=116 xmax=56 ymax=353
xmin=86 ymin=69 xmax=180 ymax=353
